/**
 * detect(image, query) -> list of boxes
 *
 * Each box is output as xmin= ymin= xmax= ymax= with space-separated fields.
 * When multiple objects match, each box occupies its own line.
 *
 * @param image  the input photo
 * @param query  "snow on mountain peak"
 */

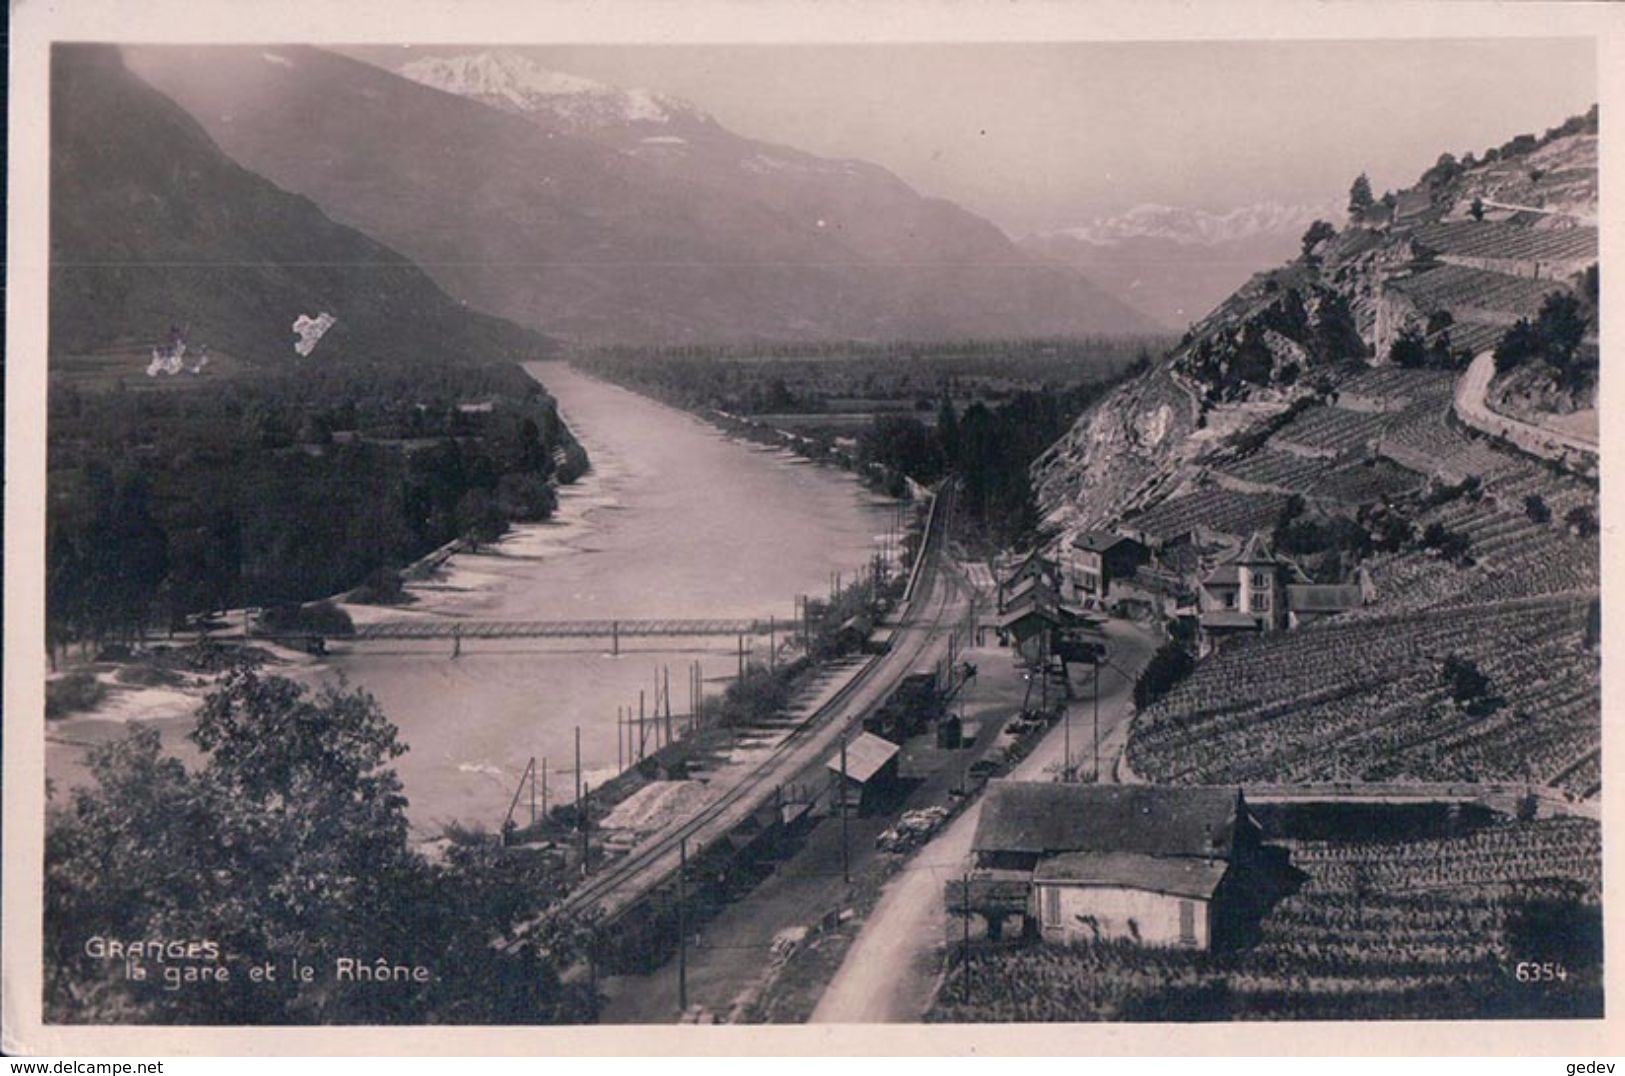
xmin=397 ymin=50 xmax=702 ymax=130
xmin=1044 ymin=201 xmax=1343 ymax=247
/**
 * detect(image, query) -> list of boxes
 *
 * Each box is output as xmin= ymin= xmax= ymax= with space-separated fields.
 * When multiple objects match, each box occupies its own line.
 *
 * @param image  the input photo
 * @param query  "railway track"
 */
xmin=519 ymin=482 xmax=962 ymax=938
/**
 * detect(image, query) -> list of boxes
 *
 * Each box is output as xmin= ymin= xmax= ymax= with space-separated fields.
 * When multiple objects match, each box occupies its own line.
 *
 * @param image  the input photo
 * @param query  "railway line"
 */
xmin=515 ymin=481 xmax=963 ymax=940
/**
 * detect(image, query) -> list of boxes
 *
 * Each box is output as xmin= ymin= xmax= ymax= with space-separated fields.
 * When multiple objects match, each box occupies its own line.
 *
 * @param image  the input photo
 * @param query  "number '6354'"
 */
xmin=1514 ymin=961 xmax=1568 ymax=982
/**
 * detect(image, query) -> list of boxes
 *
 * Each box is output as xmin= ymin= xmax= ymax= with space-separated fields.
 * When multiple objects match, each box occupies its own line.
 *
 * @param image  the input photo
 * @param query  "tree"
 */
xmin=1388 ymin=326 xmax=1430 ymax=369
xmin=1469 ymin=195 xmax=1486 ymax=222
xmin=935 ymin=393 xmax=961 ymax=468
xmin=1534 ymin=291 xmax=1589 ymax=387
xmin=1494 ymin=318 xmax=1541 ymax=375
xmin=1524 ymin=494 xmax=1552 ymax=525
xmin=44 ymin=671 xmax=594 ymax=1024
xmin=1301 ymin=220 xmax=1337 ymax=259
xmin=1348 ymin=173 xmax=1375 ymax=218
xmin=457 ymin=487 xmax=507 ymax=550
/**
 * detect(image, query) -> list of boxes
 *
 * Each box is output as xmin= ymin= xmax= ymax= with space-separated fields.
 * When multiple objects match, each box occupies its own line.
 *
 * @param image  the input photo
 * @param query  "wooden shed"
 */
xmin=828 ymin=732 xmax=901 ymax=815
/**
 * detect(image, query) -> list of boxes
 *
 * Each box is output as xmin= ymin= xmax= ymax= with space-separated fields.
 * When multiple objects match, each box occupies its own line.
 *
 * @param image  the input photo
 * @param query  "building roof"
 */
xmin=1286 ymin=584 xmax=1365 ymax=613
xmin=1198 ymin=611 xmax=1263 ymax=630
xmin=1071 ymin=529 xmax=1139 ymax=555
xmin=997 ymin=604 xmax=1062 ymax=634
xmin=830 ymin=732 xmax=900 ymax=784
xmin=1203 ymin=564 xmax=1241 ymax=587
xmin=1003 ymin=574 xmax=1057 ymax=607
xmin=971 ymin=782 xmax=1247 ymax=860
xmin=1034 ymin=851 xmax=1231 ymax=901
xmin=1001 ymin=551 xmax=1059 ymax=588
xmin=1234 ymin=532 xmax=1277 ymax=566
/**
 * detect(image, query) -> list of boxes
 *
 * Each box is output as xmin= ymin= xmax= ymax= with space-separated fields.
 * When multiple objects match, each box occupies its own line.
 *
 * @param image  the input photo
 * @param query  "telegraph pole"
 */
xmin=529 ymin=756 xmax=537 ymax=827
xmin=574 ymin=726 xmax=582 ymax=811
xmin=678 ymin=837 xmax=689 ymax=1014
xmin=541 ymin=757 xmax=548 ymax=819
xmin=840 ymin=736 xmax=850 ymax=885
xmin=1094 ymin=653 xmax=1102 ymax=782
xmin=961 ymin=869 xmax=972 ymax=1002
xmin=580 ymin=781 xmax=591 ymax=876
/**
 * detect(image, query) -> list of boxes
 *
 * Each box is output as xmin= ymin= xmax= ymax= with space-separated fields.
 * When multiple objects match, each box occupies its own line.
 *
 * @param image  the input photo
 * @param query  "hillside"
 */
xmin=50 ymin=44 xmax=555 ymax=372
xmin=122 ymin=46 xmax=1157 ymax=345
xmin=1032 ymin=108 xmax=1600 ymax=799
xmin=1035 ymin=108 xmax=1599 ymax=531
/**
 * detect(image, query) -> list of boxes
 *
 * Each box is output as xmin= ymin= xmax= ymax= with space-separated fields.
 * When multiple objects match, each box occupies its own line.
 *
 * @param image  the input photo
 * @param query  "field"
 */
xmin=928 ymin=818 xmax=1601 ymax=1022
xmin=570 ymin=337 xmax=1169 ymax=422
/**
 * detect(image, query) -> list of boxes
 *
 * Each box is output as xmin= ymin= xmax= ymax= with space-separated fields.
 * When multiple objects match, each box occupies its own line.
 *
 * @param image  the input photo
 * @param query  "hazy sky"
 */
xmin=351 ymin=38 xmax=1595 ymax=234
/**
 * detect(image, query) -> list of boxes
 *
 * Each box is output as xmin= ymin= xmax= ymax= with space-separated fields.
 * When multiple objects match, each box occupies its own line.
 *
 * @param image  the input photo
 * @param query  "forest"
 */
xmin=46 ymin=358 xmax=588 ymax=661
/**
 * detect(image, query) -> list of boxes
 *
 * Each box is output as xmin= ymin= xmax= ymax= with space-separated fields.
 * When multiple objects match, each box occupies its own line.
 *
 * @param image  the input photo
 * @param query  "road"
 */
xmin=1455 ymin=351 xmax=1597 ymax=460
xmin=809 ymin=616 xmax=1158 ymax=1023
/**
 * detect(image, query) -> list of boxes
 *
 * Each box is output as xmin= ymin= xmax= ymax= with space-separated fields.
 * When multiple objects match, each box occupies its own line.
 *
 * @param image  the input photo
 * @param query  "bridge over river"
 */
xmin=352 ymin=616 xmax=782 ymax=642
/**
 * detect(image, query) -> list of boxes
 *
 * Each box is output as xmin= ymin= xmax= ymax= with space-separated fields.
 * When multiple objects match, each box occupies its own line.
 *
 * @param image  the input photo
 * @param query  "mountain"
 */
xmin=121 ymin=46 xmax=1158 ymax=345
xmin=1020 ymin=201 xmax=1342 ymax=331
xmin=1032 ymin=108 xmax=1599 ymax=532
xmin=50 ymin=44 xmax=555 ymax=371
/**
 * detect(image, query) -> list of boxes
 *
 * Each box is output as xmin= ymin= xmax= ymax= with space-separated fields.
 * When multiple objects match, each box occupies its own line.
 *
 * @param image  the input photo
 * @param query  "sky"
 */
xmin=348 ymin=38 xmax=1596 ymax=235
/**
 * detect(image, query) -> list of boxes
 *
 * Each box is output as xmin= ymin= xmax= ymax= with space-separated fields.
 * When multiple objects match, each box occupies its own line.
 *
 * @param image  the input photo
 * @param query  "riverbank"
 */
xmin=47 ymin=363 xmax=908 ymax=837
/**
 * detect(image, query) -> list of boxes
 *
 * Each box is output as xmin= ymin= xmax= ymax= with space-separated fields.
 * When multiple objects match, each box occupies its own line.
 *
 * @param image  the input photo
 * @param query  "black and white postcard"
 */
xmin=5 ymin=0 xmax=1623 ymax=1057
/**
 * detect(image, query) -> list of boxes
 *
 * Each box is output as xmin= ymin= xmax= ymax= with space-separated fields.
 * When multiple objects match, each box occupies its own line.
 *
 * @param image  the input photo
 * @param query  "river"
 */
xmin=47 ymin=362 xmax=900 ymax=835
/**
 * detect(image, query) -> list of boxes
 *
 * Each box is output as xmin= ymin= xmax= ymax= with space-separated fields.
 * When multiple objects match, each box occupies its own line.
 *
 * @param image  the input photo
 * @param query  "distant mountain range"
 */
xmin=1021 ymin=201 xmax=1343 ymax=330
xmin=122 ymin=46 xmax=1159 ymax=345
xmin=50 ymin=44 xmax=552 ymax=369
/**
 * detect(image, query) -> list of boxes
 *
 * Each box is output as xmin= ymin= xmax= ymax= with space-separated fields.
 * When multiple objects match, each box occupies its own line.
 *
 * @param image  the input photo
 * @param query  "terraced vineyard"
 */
xmin=1273 ymin=406 xmax=1395 ymax=456
xmin=928 ymin=819 xmax=1601 ymax=1022
xmin=1128 ymin=594 xmax=1599 ymax=791
xmin=1217 ymin=449 xmax=1420 ymax=505
xmin=1412 ymin=221 xmax=1598 ymax=265
xmin=1387 ymin=264 xmax=1559 ymax=321
xmin=1120 ymin=488 xmax=1288 ymax=543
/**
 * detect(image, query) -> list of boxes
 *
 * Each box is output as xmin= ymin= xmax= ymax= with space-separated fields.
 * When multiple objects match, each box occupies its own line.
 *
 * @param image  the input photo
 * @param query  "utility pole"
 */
xmin=961 ymin=869 xmax=972 ymax=1003
xmin=580 ymin=781 xmax=590 ymax=876
xmin=529 ymin=756 xmax=537 ymax=827
xmin=617 ymin=708 xmax=624 ymax=773
xmin=840 ymin=736 xmax=850 ymax=885
xmin=678 ymin=837 xmax=689 ymax=1015
xmin=640 ymin=690 xmax=647 ymax=753
xmin=664 ymin=665 xmax=673 ymax=743
xmin=737 ymin=634 xmax=745 ymax=679
xmin=541 ymin=757 xmax=548 ymax=819
xmin=574 ymin=726 xmax=582 ymax=813
xmin=1094 ymin=653 xmax=1102 ymax=782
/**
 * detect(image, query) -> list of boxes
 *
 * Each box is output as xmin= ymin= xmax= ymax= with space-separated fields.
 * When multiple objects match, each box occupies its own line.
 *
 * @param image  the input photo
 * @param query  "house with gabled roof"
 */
xmin=966 ymin=782 xmax=1261 ymax=949
xmin=1194 ymin=532 xmax=1373 ymax=654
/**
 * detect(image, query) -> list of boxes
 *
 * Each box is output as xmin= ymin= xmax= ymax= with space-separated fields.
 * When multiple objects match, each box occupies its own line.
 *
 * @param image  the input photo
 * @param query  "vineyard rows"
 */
xmin=1272 ymin=406 xmax=1394 ymax=455
xmin=1122 ymin=488 xmax=1289 ymax=543
xmin=928 ymin=820 xmax=1600 ymax=1022
xmin=1218 ymin=450 xmax=1421 ymax=506
xmin=1412 ymin=222 xmax=1598 ymax=265
xmin=1335 ymin=366 xmax=1457 ymax=407
xmin=1388 ymin=264 xmax=1558 ymax=320
xmin=1128 ymin=596 xmax=1599 ymax=789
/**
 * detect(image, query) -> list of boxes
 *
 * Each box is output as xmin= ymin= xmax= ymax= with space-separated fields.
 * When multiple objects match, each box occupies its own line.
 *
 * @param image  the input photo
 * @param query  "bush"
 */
xmin=349 ymin=566 xmax=407 ymax=605
xmin=1134 ymin=643 xmax=1195 ymax=710
xmin=46 ymin=670 xmax=107 ymax=718
xmin=1524 ymin=494 xmax=1552 ymax=525
xmin=258 ymin=599 xmax=355 ymax=637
